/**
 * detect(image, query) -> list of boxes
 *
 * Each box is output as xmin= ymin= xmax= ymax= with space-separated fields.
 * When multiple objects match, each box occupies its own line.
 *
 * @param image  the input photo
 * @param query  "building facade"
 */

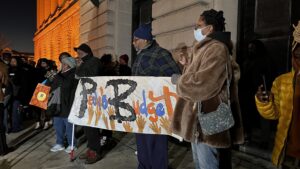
xmin=34 ymin=0 xmax=238 ymax=63
xmin=34 ymin=0 xmax=80 ymax=63
xmin=35 ymin=0 xmax=299 ymax=159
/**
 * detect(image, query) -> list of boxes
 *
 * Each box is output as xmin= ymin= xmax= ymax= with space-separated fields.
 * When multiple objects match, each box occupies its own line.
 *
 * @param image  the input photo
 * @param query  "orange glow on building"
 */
xmin=34 ymin=0 xmax=79 ymax=64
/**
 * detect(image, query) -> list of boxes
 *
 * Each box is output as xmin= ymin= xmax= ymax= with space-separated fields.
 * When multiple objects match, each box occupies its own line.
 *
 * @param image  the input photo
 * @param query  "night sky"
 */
xmin=0 ymin=1 xmax=36 ymax=53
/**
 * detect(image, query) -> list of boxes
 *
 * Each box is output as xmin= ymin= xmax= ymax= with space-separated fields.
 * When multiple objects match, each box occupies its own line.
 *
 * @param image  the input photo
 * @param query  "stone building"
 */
xmin=34 ymin=0 xmax=238 ymax=63
xmin=34 ymin=0 xmax=300 ymax=158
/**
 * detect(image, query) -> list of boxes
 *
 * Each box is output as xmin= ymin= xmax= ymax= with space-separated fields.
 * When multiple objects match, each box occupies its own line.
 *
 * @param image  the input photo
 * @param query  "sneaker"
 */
xmin=34 ymin=122 xmax=41 ymax=130
xmin=43 ymin=122 xmax=50 ymax=130
xmin=48 ymin=119 xmax=53 ymax=126
xmin=50 ymin=144 xmax=65 ymax=152
xmin=65 ymin=146 xmax=77 ymax=154
xmin=85 ymin=150 xmax=103 ymax=164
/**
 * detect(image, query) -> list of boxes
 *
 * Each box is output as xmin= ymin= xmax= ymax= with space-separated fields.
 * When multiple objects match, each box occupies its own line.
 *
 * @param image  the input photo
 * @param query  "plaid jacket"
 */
xmin=132 ymin=41 xmax=180 ymax=76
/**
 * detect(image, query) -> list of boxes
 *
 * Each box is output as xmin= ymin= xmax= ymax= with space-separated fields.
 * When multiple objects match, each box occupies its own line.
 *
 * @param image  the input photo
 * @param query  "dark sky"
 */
xmin=0 ymin=1 xmax=36 ymax=53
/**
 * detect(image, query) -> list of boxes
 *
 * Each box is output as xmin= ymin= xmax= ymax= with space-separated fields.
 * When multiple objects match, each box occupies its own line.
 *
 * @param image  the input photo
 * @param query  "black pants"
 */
xmin=136 ymin=134 xmax=168 ymax=169
xmin=0 ymin=104 xmax=8 ymax=155
xmin=84 ymin=126 xmax=102 ymax=155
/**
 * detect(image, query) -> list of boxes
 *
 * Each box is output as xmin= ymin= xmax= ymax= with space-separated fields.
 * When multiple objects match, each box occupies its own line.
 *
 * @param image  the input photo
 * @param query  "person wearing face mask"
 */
xmin=132 ymin=23 xmax=181 ymax=169
xmin=255 ymin=21 xmax=300 ymax=168
xmin=171 ymin=9 xmax=244 ymax=169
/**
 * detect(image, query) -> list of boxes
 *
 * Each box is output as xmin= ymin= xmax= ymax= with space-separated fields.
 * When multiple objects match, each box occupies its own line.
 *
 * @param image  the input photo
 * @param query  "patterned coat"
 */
xmin=132 ymin=41 xmax=180 ymax=76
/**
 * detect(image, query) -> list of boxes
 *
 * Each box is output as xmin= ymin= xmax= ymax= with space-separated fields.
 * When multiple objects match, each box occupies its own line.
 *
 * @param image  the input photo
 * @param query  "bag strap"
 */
xmin=198 ymin=63 xmax=231 ymax=114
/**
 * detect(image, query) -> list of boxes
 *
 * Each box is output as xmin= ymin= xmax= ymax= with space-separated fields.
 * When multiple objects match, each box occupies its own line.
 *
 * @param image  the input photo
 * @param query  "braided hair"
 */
xmin=292 ymin=21 xmax=300 ymax=52
xmin=200 ymin=9 xmax=226 ymax=32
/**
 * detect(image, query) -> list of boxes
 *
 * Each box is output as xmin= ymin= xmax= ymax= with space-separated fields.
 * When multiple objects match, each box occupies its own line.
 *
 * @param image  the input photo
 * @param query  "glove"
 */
xmin=171 ymin=74 xmax=181 ymax=84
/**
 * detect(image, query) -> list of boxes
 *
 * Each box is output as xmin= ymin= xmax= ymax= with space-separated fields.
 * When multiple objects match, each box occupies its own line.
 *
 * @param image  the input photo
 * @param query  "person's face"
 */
xmin=10 ymin=58 xmax=17 ymax=67
xmin=41 ymin=61 xmax=48 ymax=68
xmin=195 ymin=16 xmax=213 ymax=36
xmin=76 ymin=49 xmax=88 ymax=59
xmin=119 ymin=58 xmax=126 ymax=65
xmin=61 ymin=63 xmax=70 ymax=72
xmin=132 ymin=37 xmax=148 ymax=51
xmin=248 ymin=43 xmax=257 ymax=55
xmin=292 ymin=45 xmax=300 ymax=72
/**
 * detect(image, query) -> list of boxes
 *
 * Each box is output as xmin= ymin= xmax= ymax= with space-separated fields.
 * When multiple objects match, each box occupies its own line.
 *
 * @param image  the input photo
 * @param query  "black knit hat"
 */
xmin=74 ymin=43 xmax=93 ymax=55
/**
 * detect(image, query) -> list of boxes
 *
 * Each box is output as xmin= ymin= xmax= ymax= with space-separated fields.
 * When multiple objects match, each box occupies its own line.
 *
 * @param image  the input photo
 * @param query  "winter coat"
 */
xmin=75 ymin=54 xmax=103 ymax=77
xmin=171 ymin=36 xmax=244 ymax=148
xmin=119 ymin=64 xmax=131 ymax=76
xmin=47 ymin=68 xmax=78 ymax=118
xmin=132 ymin=41 xmax=181 ymax=76
xmin=255 ymin=71 xmax=294 ymax=166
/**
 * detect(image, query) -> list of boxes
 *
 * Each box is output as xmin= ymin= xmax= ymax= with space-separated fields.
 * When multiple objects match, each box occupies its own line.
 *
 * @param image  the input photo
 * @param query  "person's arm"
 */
xmin=176 ymin=43 xmax=228 ymax=102
xmin=255 ymin=79 xmax=280 ymax=120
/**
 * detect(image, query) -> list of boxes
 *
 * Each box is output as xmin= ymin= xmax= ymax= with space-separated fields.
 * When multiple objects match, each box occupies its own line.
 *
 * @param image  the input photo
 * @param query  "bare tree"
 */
xmin=0 ymin=33 xmax=11 ymax=50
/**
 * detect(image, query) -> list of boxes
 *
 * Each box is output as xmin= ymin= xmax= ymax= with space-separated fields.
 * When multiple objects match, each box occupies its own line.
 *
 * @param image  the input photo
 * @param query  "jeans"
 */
xmin=11 ymin=100 xmax=22 ymax=132
xmin=53 ymin=117 xmax=76 ymax=146
xmin=191 ymin=142 xmax=232 ymax=169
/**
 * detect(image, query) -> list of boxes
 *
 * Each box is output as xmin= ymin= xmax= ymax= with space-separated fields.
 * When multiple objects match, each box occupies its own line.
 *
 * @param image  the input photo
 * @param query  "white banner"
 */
xmin=68 ymin=76 xmax=181 ymax=139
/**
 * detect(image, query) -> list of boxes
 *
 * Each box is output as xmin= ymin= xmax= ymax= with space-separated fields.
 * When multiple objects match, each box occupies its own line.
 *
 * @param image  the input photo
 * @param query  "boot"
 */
xmin=85 ymin=150 xmax=102 ymax=164
xmin=79 ymin=149 xmax=91 ymax=160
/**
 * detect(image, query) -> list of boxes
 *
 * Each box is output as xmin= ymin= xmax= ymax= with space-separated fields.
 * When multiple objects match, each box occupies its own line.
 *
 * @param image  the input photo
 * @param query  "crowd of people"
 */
xmin=0 ymin=8 xmax=299 ymax=169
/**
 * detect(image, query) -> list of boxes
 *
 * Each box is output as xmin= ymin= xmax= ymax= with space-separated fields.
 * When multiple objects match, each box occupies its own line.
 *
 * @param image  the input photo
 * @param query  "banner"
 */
xmin=68 ymin=76 xmax=181 ymax=139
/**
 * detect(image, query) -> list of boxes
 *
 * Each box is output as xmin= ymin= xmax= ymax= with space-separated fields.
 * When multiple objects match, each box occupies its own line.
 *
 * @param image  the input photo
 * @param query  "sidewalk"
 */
xmin=0 ymin=126 xmax=277 ymax=169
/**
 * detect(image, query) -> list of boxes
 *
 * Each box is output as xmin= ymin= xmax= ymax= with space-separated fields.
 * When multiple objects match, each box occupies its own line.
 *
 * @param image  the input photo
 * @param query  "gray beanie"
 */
xmin=61 ymin=57 xmax=76 ymax=68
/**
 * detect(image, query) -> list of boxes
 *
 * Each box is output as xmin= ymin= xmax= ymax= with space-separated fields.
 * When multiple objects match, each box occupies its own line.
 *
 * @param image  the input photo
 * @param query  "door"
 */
xmin=237 ymin=0 xmax=298 ymax=156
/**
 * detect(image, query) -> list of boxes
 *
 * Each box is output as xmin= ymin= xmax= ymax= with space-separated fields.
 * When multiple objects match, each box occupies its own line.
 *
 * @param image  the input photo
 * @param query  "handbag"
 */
xmin=197 ymin=64 xmax=235 ymax=136
xmin=29 ymin=82 xmax=51 ymax=110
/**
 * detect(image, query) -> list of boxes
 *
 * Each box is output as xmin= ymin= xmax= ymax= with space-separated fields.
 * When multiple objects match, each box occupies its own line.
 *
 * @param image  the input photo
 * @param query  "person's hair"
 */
xmin=10 ymin=56 xmax=23 ymax=67
xmin=201 ymin=9 xmax=226 ymax=32
xmin=100 ymin=54 xmax=113 ymax=64
xmin=248 ymin=39 xmax=267 ymax=56
xmin=119 ymin=54 xmax=129 ymax=64
xmin=293 ymin=21 xmax=300 ymax=51
xmin=36 ymin=58 xmax=48 ymax=68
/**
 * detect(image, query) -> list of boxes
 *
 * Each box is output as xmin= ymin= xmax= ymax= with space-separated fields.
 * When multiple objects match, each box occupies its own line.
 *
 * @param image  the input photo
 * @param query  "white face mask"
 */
xmin=194 ymin=26 xmax=208 ymax=42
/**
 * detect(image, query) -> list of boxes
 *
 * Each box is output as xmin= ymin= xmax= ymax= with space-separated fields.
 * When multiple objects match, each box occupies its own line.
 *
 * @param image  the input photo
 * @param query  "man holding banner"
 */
xmin=132 ymin=23 xmax=181 ymax=169
xmin=74 ymin=43 xmax=104 ymax=164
